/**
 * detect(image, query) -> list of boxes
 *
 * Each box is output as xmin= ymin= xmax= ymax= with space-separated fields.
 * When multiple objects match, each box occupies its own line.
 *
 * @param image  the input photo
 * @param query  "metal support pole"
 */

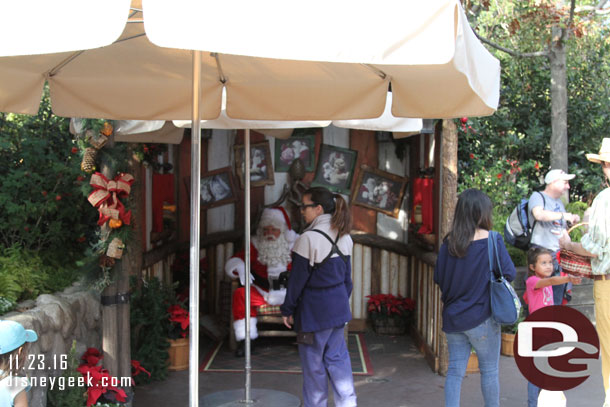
xmin=243 ymin=129 xmax=252 ymax=403
xmin=189 ymin=50 xmax=202 ymax=407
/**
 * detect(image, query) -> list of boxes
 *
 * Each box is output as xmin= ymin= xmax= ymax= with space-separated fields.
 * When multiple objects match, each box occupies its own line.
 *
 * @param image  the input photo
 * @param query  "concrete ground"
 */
xmin=133 ymin=332 xmax=605 ymax=406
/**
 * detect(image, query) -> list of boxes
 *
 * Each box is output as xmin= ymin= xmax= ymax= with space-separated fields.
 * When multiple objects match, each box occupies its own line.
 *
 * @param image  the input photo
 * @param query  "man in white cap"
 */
xmin=560 ymin=138 xmax=610 ymax=406
xmin=225 ymin=207 xmax=298 ymax=357
xmin=528 ymin=169 xmax=580 ymax=305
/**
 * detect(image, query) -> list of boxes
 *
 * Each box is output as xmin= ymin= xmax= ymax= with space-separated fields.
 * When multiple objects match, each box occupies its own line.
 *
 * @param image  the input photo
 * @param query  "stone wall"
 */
xmin=1 ymin=283 xmax=101 ymax=407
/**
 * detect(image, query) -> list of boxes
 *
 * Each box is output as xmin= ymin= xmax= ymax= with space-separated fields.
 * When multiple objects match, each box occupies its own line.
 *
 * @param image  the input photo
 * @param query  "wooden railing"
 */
xmin=351 ymin=234 xmax=441 ymax=372
xmin=145 ymin=230 xmax=444 ymax=373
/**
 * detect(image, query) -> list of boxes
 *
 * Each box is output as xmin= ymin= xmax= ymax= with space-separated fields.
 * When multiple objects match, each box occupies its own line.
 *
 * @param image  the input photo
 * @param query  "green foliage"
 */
xmin=0 ymin=296 xmax=16 ymax=315
xmin=0 ymin=246 xmax=81 ymax=302
xmin=130 ymin=276 xmax=172 ymax=385
xmin=0 ymin=88 xmax=98 ymax=256
xmin=47 ymin=341 xmax=87 ymax=407
xmin=565 ymin=201 xmax=589 ymax=242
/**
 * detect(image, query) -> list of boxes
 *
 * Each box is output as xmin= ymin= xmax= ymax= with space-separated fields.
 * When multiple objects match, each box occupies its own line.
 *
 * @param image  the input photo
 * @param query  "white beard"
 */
xmin=256 ymin=233 xmax=291 ymax=269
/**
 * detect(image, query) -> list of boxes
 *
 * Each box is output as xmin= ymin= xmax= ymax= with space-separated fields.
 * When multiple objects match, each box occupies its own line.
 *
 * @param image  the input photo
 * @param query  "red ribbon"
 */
xmin=87 ymin=172 xmax=134 ymax=226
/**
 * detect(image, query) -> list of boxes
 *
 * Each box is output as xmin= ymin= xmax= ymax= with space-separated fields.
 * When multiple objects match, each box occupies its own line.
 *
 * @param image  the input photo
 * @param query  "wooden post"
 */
xmin=100 ymin=135 xmax=119 ymax=382
xmin=438 ymin=119 xmax=458 ymax=376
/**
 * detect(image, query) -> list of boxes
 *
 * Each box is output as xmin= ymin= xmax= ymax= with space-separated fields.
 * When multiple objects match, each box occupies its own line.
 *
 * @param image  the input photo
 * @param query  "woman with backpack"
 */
xmin=434 ymin=189 xmax=516 ymax=407
xmin=280 ymin=186 xmax=357 ymax=407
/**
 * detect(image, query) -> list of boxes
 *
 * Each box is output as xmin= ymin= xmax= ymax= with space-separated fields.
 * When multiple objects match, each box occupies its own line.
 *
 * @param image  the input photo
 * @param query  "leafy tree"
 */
xmin=0 ymin=88 xmax=97 ymax=257
xmin=465 ymin=0 xmax=610 ymax=185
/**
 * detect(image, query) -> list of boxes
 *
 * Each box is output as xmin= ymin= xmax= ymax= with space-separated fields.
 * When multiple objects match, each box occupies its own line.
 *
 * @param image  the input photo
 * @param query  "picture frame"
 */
xmin=351 ymin=165 xmax=409 ymax=218
xmin=199 ymin=167 xmax=238 ymax=209
xmin=311 ymin=144 xmax=358 ymax=195
xmin=233 ymin=141 xmax=275 ymax=188
xmin=274 ymin=133 xmax=316 ymax=172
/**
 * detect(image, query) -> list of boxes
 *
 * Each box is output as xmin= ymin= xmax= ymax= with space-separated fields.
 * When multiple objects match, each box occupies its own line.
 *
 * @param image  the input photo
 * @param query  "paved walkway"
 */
xmin=133 ymin=332 xmax=605 ymax=406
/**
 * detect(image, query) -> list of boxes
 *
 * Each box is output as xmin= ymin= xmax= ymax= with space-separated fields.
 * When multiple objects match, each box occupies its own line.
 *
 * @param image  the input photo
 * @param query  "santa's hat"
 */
xmin=259 ymin=207 xmax=298 ymax=244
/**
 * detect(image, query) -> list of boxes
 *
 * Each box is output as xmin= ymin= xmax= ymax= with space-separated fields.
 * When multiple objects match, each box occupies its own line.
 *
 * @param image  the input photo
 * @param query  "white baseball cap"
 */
xmin=544 ymin=169 xmax=575 ymax=184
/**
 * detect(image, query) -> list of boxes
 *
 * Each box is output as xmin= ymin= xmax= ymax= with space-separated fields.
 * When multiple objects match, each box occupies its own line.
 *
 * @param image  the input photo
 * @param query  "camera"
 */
xmin=272 ymin=271 xmax=290 ymax=290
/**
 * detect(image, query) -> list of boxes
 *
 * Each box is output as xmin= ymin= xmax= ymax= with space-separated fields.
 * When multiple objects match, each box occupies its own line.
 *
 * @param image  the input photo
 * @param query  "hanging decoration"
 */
xmin=75 ymin=118 xmax=136 ymax=292
xmin=87 ymin=172 xmax=134 ymax=227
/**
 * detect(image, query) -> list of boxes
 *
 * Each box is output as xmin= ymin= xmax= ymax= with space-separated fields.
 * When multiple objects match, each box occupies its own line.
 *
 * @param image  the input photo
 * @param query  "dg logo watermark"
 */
xmin=514 ymin=305 xmax=600 ymax=391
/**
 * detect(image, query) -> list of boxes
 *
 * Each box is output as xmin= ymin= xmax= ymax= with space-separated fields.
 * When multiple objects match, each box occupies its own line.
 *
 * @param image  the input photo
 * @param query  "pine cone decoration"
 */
xmin=81 ymin=147 xmax=97 ymax=173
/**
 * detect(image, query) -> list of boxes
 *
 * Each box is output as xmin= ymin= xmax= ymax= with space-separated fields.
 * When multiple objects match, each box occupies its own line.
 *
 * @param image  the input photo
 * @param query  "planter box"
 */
xmin=168 ymin=337 xmax=189 ymax=371
xmin=501 ymin=332 xmax=515 ymax=357
xmin=372 ymin=317 xmax=407 ymax=335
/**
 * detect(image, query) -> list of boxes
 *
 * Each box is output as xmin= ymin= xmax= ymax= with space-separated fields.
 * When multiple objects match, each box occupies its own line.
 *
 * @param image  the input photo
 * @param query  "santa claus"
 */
xmin=225 ymin=206 xmax=298 ymax=356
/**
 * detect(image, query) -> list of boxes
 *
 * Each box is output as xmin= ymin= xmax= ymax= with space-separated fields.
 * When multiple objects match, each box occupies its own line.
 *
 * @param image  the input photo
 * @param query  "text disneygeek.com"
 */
xmin=6 ymin=375 xmax=132 ymax=391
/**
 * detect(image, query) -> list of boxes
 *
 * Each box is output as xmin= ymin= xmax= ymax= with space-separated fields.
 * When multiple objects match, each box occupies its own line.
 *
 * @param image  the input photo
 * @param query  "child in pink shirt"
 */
xmin=523 ymin=247 xmax=581 ymax=406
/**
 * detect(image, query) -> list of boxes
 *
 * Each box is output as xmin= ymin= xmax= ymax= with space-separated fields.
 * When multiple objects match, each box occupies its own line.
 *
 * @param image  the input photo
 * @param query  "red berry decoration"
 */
xmin=24 ymin=226 xmax=30 ymax=232
xmin=76 ymin=175 xmax=84 ymax=182
xmin=460 ymin=117 xmax=468 ymax=124
xmin=42 ymin=191 xmax=48 ymax=197
xmin=55 ymin=195 xmax=62 ymax=201
xmin=71 ymin=147 xmax=78 ymax=154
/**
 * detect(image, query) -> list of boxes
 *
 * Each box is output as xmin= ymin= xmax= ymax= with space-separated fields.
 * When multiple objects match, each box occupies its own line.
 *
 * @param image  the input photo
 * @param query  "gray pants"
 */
xmin=298 ymin=325 xmax=357 ymax=407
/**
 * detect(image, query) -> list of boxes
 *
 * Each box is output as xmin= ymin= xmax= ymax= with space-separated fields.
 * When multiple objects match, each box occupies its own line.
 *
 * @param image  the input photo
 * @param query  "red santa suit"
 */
xmin=225 ymin=207 xmax=298 ymax=341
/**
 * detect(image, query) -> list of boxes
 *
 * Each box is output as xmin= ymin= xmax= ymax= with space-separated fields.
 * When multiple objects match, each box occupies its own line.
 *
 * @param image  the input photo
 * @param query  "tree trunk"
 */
xmin=549 ymin=26 xmax=569 ymax=174
xmin=438 ymin=119 xmax=458 ymax=376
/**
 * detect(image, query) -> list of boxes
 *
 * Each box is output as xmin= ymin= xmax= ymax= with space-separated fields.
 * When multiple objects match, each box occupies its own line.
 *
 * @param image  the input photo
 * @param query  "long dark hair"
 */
xmin=447 ymin=189 xmax=493 ymax=257
xmin=304 ymin=187 xmax=351 ymax=237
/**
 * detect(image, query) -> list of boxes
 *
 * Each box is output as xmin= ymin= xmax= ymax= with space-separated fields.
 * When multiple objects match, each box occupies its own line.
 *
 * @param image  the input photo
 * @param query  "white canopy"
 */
xmin=0 ymin=0 xmax=500 ymax=121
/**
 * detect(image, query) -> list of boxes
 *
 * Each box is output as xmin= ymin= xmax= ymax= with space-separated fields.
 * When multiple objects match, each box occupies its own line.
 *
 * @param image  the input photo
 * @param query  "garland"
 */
xmin=75 ymin=119 xmax=135 ymax=291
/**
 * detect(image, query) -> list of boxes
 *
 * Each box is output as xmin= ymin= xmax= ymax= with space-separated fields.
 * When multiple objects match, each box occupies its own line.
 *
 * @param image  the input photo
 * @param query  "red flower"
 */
xmin=77 ymin=364 xmax=127 ymax=407
xmin=55 ymin=194 xmax=62 ymax=201
xmin=71 ymin=147 xmax=78 ymax=154
xmin=497 ymin=173 xmax=503 ymax=179
xmin=366 ymin=294 xmax=415 ymax=317
xmin=469 ymin=153 xmax=475 ymax=159
xmin=131 ymin=360 xmax=151 ymax=377
xmin=460 ymin=117 xmax=468 ymax=124
xmin=168 ymin=304 xmax=189 ymax=337
xmin=535 ymin=162 xmax=540 ymax=170
xmin=81 ymin=347 xmax=103 ymax=367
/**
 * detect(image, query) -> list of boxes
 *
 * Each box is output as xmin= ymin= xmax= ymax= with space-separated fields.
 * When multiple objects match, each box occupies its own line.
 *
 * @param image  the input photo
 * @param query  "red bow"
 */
xmin=87 ymin=172 xmax=135 ymax=226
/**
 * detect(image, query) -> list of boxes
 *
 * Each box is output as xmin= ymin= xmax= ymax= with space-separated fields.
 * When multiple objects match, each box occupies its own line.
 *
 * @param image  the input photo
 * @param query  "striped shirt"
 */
xmin=581 ymin=188 xmax=610 ymax=275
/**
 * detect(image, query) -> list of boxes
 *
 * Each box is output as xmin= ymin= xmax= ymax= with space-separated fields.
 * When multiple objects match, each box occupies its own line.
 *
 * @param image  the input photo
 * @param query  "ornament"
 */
xmin=106 ymin=238 xmax=125 ymax=259
xmin=100 ymin=122 xmax=113 ymax=136
xmin=87 ymin=129 xmax=108 ymax=150
xmin=81 ymin=148 xmax=98 ymax=173
xmin=108 ymin=218 xmax=123 ymax=229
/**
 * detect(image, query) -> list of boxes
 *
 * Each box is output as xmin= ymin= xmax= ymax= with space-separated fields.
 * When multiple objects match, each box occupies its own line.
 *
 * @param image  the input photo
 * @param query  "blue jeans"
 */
xmin=528 ymin=381 xmax=540 ymax=407
xmin=445 ymin=317 xmax=500 ymax=407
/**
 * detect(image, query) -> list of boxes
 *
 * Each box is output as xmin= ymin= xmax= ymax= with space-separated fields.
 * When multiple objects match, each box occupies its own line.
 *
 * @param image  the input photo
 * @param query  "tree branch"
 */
xmin=475 ymin=32 xmax=549 ymax=58
xmin=560 ymin=0 xmax=577 ymax=43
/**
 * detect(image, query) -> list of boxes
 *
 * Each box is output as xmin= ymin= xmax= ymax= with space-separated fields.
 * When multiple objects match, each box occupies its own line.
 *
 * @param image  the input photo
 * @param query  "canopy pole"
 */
xmin=189 ymin=50 xmax=202 ymax=407
xmin=244 ymin=128 xmax=253 ymax=403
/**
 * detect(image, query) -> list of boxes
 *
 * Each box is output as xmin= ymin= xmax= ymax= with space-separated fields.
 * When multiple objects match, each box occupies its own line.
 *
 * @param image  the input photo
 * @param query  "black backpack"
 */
xmin=503 ymin=191 xmax=545 ymax=250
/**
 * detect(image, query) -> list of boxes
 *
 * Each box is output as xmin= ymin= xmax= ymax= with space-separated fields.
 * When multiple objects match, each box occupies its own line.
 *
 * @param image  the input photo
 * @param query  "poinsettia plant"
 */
xmin=167 ymin=303 xmax=189 ymax=339
xmin=77 ymin=348 xmax=128 ymax=407
xmin=366 ymin=294 xmax=415 ymax=322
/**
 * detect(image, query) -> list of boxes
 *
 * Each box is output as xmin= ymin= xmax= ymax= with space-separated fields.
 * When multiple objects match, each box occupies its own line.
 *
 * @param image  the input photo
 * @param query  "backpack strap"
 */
xmin=528 ymin=191 xmax=546 ymax=237
xmin=310 ymin=229 xmax=348 ymax=267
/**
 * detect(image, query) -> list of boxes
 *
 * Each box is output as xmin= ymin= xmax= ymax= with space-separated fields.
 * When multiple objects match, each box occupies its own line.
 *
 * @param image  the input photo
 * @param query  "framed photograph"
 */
xmin=274 ymin=133 xmax=316 ymax=172
xmin=200 ymin=167 xmax=238 ymax=209
xmin=311 ymin=144 xmax=358 ymax=194
xmin=234 ymin=141 xmax=275 ymax=188
xmin=351 ymin=165 xmax=409 ymax=218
